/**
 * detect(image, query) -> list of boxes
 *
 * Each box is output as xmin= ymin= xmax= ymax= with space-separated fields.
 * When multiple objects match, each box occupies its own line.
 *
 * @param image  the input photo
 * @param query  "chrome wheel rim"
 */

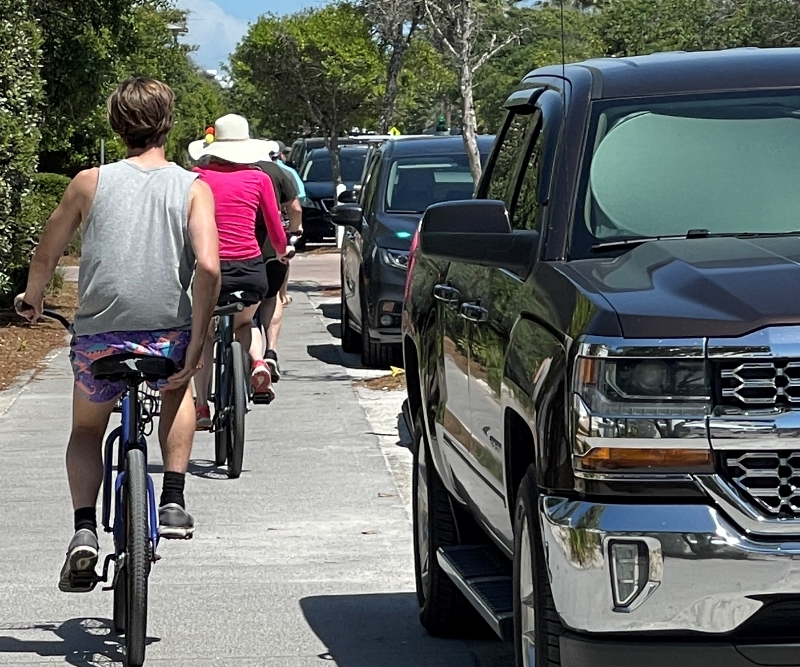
xmin=415 ymin=443 xmax=431 ymax=600
xmin=520 ymin=515 xmax=536 ymax=667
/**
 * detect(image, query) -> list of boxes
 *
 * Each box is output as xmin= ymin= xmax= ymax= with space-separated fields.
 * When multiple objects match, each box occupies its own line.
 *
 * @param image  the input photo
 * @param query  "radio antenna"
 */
xmin=560 ymin=0 xmax=566 ymax=80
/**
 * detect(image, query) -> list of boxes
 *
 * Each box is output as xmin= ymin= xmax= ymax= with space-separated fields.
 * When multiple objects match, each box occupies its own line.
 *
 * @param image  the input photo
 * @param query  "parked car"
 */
xmin=286 ymin=134 xmax=392 ymax=172
xmin=332 ymin=135 xmax=494 ymax=367
xmin=402 ymin=48 xmax=800 ymax=666
xmin=298 ymin=144 xmax=370 ymax=245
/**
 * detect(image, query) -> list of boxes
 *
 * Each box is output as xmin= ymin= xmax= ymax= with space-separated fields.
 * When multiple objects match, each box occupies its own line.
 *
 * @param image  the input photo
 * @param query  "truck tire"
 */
xmin=513 ymin=468 xmax=563 ymax=667
xmin=412 ymin=412 xmax=485 ymax=637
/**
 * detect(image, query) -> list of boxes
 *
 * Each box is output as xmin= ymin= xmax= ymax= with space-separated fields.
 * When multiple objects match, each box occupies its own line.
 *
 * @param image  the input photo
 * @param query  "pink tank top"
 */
xmin=193 ymin=163 xmax=284 ymax=261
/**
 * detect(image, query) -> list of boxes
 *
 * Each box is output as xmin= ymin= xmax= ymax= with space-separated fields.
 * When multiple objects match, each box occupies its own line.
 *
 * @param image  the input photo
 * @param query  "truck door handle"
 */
xmin=433 ymin=284 xmax=460 ymax=303
xmin=460 ymin=303 xmax=488 ymax=322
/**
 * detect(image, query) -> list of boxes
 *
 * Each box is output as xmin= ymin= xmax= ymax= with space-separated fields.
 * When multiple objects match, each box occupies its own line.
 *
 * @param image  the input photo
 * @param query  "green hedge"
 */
xmin=0 ymin=0 xmax=43 ymax=296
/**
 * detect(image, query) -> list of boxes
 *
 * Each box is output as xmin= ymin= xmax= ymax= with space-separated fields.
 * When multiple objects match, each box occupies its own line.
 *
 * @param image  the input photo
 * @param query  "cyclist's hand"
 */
xmin=162 ymin=341 xmax=204 ymax=391
xmin=14 ymin=293 xmax=42 ymax=323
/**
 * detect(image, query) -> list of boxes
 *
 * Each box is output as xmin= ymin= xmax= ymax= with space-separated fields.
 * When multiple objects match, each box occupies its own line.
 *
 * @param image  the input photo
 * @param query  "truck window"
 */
xmin=484 ymin=111 xmax=542 ymax=220
xmin=511 ymin=129 xmax=546 ymax=231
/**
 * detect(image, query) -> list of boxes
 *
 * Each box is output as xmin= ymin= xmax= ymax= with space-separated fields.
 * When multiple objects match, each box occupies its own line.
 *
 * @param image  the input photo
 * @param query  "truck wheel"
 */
xmin=412 ymin=412 xmax=484 ymax=637
xmin=514 ymin=468 xmax=563 ymax=667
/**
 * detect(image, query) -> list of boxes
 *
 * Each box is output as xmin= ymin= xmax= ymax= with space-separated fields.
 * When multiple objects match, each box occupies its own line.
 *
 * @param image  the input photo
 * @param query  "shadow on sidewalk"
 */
xmin=147 ymin=458 xmax=230 ymax=480
xmin=318 ymin=302 xmax=341 ymax=320
xmin=0 ymin=617 xmax=159 ymax=666
xmin=307 ymin=343 xmax=366 ymax=370
xmin=300 ymin=593 xmax=508 ymax=667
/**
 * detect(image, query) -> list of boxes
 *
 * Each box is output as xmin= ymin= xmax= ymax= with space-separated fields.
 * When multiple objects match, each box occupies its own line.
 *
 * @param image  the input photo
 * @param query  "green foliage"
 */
xmin=0 ymin=0 xmax=42 ymax=295
xmin=230 ymin=3 xmax=385 ymax=141
xmin=34 ymin=0 xmax=228 ymax=173
xmin=474 ymin=5 xmax=602 ymax=132
xmin=393 ymin=37 xmax=458 ymax=133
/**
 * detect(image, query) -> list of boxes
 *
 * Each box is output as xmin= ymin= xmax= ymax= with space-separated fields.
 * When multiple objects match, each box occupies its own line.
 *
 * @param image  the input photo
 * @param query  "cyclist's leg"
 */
xmin=157 ymin=382 xmax=196 ymax=537
xmin=63 ymin=336 xmax=124 ymax=591
xmin=280 ymin=262 xmax=291 ymax=306
xmin=262 ymin=259 xmax=289 ymax=381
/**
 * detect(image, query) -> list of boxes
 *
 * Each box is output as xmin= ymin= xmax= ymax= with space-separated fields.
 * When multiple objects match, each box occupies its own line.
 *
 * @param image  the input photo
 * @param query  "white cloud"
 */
xmin=176 ymin=0 xmax=249 ymax=71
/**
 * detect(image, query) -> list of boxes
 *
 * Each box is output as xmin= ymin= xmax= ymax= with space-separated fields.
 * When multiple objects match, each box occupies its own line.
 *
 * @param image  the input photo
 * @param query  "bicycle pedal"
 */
xmin=251 ymin=394 xmax=273 ymax=405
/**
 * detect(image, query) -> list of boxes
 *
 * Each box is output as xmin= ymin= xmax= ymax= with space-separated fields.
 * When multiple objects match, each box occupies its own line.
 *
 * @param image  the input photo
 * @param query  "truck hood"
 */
xmin=304 ymin=181 xmax=358 ymax=201
xmin=563 ymin=236 xmax=800 ymax=338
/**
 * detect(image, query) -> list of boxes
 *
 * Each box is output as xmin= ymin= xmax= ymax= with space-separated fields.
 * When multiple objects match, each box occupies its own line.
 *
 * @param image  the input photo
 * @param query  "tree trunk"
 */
xmin=379 ymin=41 xmax=407 ymax=134
xmin=460 ymin=67 xmax=482 ymax=184
xmin=443 ymin=96 xmax=452 ymax=129
xmin=325 ymin=128 xmax=342 ymax=186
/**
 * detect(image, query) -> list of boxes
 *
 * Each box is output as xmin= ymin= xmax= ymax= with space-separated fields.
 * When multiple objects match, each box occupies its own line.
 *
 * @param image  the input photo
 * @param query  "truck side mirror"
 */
xmin=419 ymin=200 xmax=538 ymax=276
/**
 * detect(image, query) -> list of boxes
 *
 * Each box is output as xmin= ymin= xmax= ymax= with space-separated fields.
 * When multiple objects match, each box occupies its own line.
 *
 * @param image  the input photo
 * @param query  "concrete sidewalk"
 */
xmin=0 ymin=250 xmax=509 ymax=666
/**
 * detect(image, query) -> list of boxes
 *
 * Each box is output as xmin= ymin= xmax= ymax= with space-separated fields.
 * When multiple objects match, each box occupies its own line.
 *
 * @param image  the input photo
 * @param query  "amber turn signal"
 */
xmin=576 ymin=446 xmax=713 ymax=473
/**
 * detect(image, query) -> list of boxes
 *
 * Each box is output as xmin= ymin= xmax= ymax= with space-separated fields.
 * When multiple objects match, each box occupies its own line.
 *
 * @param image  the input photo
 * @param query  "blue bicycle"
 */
xmin=23 ymin=305 xmax=167 ymax=667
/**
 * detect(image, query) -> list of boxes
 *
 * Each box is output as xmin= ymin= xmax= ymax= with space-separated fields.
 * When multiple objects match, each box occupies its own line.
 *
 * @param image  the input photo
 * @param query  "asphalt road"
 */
xmin=0 ymin=251 xmax=513 ymax=666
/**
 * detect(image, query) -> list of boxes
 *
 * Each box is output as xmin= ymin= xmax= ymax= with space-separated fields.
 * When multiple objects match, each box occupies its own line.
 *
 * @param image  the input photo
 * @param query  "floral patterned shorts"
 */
xmin=69 ymin=330 xmax=190 ymax=403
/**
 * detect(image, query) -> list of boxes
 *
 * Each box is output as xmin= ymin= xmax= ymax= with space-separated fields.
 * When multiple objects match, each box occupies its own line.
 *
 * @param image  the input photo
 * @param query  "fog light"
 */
xmin=380 ymin=315 xmax=393 ymax=326
xmin=609 ymin=540 xmax=648 ymax=609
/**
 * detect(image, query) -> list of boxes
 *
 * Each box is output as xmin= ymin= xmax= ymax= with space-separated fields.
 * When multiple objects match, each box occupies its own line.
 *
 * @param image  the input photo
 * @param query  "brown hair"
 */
xmin=107 ymin=77 xmax=175 ymax=149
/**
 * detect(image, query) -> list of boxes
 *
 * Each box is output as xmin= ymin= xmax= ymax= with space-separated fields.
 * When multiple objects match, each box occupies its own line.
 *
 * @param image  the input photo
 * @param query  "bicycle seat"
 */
xmin=91 ymin=354 xmax=176 ymax=382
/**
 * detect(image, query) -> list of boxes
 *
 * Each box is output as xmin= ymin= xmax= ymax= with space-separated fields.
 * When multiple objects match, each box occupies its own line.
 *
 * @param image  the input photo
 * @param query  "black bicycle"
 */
xmin=17 ymin=303 xmax=167 ymax=667
xmin=211 ymin=301 xmax=271 ymax=478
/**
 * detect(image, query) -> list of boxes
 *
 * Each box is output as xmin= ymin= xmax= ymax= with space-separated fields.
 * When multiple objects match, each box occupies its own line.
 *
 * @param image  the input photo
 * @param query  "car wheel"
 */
xmin=513 ymin=467 xmax=563 ymax=667
xmin=341 ymin=268 xmax=360 ymax=354
xmin=412 ymin=411 xmax=485 ymax=637
xmin=360 ymin=286 xmax=394 ymax=368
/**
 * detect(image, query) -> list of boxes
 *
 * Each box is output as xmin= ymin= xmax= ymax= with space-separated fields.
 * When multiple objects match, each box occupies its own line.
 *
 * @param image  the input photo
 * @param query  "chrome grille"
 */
xmin=725 ymin=451 xmax=800 ymax=515
xmin=718 ymin=360 xmax=800 ymax=407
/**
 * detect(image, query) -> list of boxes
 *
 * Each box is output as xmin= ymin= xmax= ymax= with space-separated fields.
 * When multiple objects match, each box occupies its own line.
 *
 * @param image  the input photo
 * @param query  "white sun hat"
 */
xmin=188 ymin=114 xmax=272 ymax=164
xmin=261 ymin=140 xmax=280 ymax=162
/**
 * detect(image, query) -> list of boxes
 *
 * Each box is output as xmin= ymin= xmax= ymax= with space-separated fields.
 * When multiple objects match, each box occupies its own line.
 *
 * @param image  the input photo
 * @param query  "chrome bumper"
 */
xmin=541 ymin=495 xmax=800 ymax=635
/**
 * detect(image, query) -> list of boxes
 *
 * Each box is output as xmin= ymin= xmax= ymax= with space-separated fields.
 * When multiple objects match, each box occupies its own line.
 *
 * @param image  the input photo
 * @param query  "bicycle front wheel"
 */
xmin=213 ymin=342 xmax=229 ymax=467
xmin=227 ymin=341 xmax=247 ymax=479
xmin=124 ymin=448 xmax=150 ymax=667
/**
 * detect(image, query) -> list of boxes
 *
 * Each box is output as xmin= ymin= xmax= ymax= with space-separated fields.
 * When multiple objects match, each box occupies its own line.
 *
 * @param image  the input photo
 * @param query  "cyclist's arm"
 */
xmin=187 ymin=179 xmax=220 ymax=341
xmin=284 ymin=198 xmax=303 ymax=235
xmin=20 ymin=169 xmax=96 ymax=316
xmin=258 ymin=174 xmax=287 ymax=257
xmin=162 ymin=179 xmax=219 ymax=390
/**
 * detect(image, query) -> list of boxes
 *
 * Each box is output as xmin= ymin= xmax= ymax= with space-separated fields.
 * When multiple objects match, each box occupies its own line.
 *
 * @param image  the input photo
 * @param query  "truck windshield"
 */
xmin=571 ymin=90 xmax=800 ymax=258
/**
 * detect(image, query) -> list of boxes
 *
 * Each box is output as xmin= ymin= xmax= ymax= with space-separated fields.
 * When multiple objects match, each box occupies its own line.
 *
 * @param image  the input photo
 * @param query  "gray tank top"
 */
xmin=74 ymin=160 xmax=198 ymax=336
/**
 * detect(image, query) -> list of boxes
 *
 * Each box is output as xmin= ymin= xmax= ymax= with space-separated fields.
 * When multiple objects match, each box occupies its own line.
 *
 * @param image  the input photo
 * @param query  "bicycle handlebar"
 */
xmin=15 ymin=301 xmax=71 ymax=330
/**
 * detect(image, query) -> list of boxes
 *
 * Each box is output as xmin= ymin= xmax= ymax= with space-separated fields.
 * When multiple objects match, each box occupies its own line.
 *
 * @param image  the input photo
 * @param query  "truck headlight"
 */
xmin=572 ymin=353 xmax=712 ymax=476
xmin=379 ymin=248 xmax=409 ymax=270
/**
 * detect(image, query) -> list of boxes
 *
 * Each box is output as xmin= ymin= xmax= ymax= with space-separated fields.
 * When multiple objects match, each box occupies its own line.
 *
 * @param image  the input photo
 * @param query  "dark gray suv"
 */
xmin=331 ymin=135 xmax=493 ymax=367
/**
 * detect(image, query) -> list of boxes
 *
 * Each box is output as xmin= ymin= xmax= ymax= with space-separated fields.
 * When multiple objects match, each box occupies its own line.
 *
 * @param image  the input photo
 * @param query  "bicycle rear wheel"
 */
xmin=214 ymin=342 xmax=229 ymax=467
xmin=124 ymin=448 xmax=150 ymax=667
xmin=227 ymin=341 xmax=247 ymax=479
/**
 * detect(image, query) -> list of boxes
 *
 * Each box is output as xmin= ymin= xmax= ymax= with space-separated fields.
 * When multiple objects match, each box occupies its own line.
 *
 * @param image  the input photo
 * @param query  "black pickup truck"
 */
xmin=402 ymin=48 xmax=800 ymax=667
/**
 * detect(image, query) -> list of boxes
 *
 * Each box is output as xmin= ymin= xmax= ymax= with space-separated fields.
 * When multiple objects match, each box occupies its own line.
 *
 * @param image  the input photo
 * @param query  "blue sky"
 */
xmin=176 ymin=0 xmax=325 ymax=71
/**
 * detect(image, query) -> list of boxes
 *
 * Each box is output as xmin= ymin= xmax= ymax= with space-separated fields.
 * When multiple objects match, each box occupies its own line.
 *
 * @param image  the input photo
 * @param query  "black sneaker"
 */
xmin=265 ymin=349 xmax=281 ymax=383
xmin=58 ymin=529 xmax=99 ymax=593
xmin=158 ymin=504 xmax=195 ymax=540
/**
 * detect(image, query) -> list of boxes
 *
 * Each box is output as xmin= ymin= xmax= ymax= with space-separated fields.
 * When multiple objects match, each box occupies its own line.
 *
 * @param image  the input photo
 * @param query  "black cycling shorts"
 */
xmin=265 ymin=259 xmax=289 ymax=299
xmin=219 ymin=257 xmax=268 ymax=306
